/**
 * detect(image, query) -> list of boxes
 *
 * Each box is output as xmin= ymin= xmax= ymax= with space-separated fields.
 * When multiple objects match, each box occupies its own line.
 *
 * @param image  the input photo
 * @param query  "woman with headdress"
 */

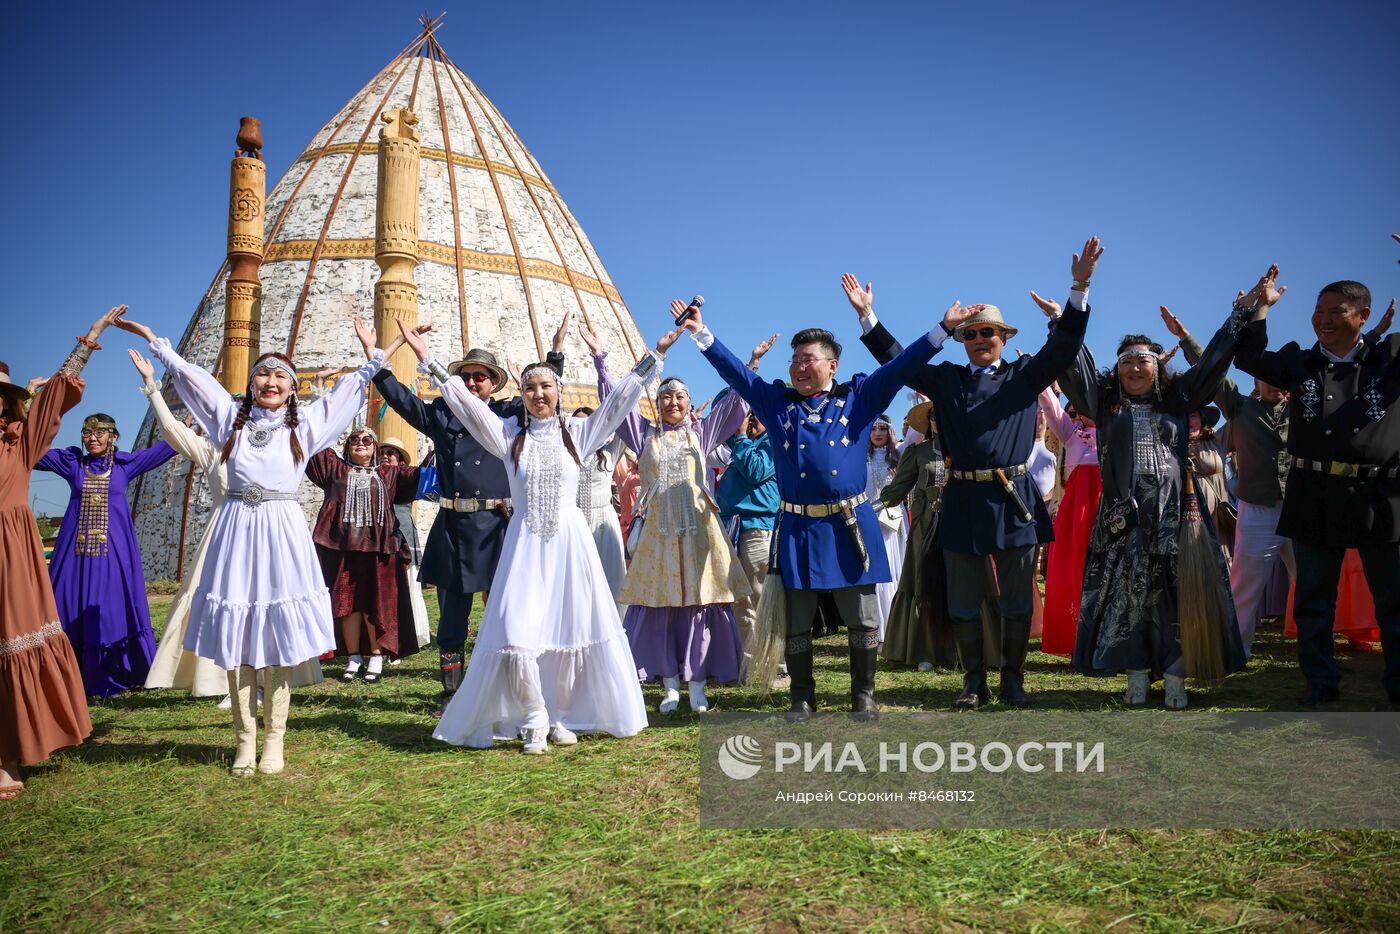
xmin=377 ymin=436 xmax=431 ymax=656
xmin=306 ymin=424 xmax=421 ymax=683
xmin=401 ymin=321 xmax=667 ymax=754
xmin=584 ymin=324 xmax=768 ymax=715
xmin=1056 ymin=270 xmax=1266 ymax=708
xmin=114 ymin=312 xmax=385 ymax=776
xmin=867 ymin=414 xmax=906 ymax=643
xmin=569 ymin=402 xmax=629 ymax=613
xmin=37 ymin=369 xmax=177 ymax=698
xmin=130 ymin=350 xmax=322 ymax=701
xmin=1 ymin=308 xmax=124 ymax=799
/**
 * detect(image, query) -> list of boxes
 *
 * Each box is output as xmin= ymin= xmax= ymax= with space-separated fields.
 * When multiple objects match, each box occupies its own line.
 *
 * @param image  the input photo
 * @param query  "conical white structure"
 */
xmin=131 ymin=22 xmax=646 ymax=578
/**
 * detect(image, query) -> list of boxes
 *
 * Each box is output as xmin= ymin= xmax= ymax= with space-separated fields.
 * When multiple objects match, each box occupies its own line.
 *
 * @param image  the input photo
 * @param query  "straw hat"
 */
xmin=447 ymin=348 xmax=508 ymax=385
xmin=378 ymin=435 xmax=413 ymax=461
xmin=906 ymin=400 xmax=936 ymax=436
xmin=952 ymin=305 xmax=1018 ymax=341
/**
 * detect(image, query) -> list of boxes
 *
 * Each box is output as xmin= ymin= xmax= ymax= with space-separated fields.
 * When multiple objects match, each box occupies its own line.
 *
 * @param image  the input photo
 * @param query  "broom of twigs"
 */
xmin=1177 ymin=468 xmax=1228 ymax=683
xmin=745 ymin=570 xmax=788 ymax=701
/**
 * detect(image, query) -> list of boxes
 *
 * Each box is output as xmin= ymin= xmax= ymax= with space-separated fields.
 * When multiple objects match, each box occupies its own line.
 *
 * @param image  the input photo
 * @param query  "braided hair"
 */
xmin=221 ymin=352 xmax=305 ymax=465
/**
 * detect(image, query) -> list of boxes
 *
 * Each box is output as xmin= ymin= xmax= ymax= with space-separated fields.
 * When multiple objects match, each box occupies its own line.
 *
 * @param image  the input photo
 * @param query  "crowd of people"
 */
xmin=2 ymin=232 xmax=1397 ymax=798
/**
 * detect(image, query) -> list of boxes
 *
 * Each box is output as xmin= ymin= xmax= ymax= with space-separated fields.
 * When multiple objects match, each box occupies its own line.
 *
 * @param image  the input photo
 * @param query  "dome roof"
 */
xmin=131 ymin=19 xmax=647 ymax=578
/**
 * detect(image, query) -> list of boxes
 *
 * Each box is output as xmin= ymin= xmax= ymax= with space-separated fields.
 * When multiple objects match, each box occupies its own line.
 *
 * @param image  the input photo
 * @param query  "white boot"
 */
xmin=227 ymin=666 xmax=257 ymax=777
xmin=1124 ymin=669 xmax=1150 ymax=707
xmin=1163 ymin=673 xmax=1189 ymax=710
xmin=522 ymin=727 xmax=548 ymax=754
xmin=548 ymin=724 xmax=578 ymax=746
xmin=258 ymin=666 xmax=291 ymax=774
xmin=688 ymin=680 xmax=710 ymax=713
xmin=659 ymin=675 xmax=681 ymax=714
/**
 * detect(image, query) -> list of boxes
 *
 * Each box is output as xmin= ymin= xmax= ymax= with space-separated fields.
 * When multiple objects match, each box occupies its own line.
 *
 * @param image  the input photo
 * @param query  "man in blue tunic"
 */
xmin=848 ymin=238 xmax=1099 ymax=709
xmin=683 ymin=296 xmax=973 ymax=719
xmin=374 ymin=316 xmax=568 ymax=713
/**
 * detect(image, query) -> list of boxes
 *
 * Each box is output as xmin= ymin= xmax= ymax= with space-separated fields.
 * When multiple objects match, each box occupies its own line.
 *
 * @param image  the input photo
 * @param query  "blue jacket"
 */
xmin=700 ymin=329 xmax=941 ymax=589
xmin=717 ymin=432 xmax=779 ymax=532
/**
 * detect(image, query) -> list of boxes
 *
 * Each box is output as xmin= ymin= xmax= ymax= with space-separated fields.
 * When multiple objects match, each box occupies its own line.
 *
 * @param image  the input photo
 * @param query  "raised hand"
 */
xmin=1160 ymin=344 xmax=1181 ymax=364
xmin=127 ymin=348 xmax=155 ymax=383
xmin=1029 ymin=290 xmax=1062 ymax=318
xmin=109 ymin=309 xmax=155 ymax=343
xmin=552 ymin=309 xmax=573 ymax=353
xmin=748 ymin=333 xmax=780 ymax=369
xmin=1241 ymin=264 xmax=1286 ymax=309
xmin=382 ymin=323 xmax=433 ymax=359
xmin=352 ymin=314 xmax=377 ymax=358
xmin=671 ymin=298 xmax=703 ymax=334
xmin=943 ymin=300 xmax=974 ymax=330
xmin=1392 ymin=233 xmax=1399 ymax=262
xmin=1159 ymin=306 xmax=1188 ymax=339
xmin=578 ymin=322 xmax=602 ymax=356
xmin=841 ymin=273 xmax=874 ymax=318
xmin=395 ymin=319 xmax=429 ymax=361
xmin=25 ymin=376 xmax=49 ymax=395
xmin=1070 ymin=237 xmax=1104 ymax=284
xmin=1367 ymin=298 xmax=1396 ymax=338
xmin=655 ymin=327 xmax=685 ymax=355
xmin=506 ymin=358 xmax=523 ymax=389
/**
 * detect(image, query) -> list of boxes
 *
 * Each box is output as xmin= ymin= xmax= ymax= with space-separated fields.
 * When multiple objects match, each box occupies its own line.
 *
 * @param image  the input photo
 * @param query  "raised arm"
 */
xmin=1232 ymin=264 xmax=1291 ymax=386
xmin=574 ymin=349 xmax=664 ymax=457
xmin=297 ymin=316 xmax=386 ymax=457
xmin=1176 ymin=268 xmax=1282 ymax=412
xmin=696 ymin=388 xmax=750 ymax=457
xmin=134 ymin=345 xmax=214 ymax=468
xmin=146 ymin=337 xmax=238 ymax=445
xmin=1166 ymin=307 xmax=1247 ymax=420
xmin=590 ymin=349 xmax=650 ymax=455
xmin=399 ymin=321 xmax=511 ymax=460
xmin=118 ymin=438 xmax=177 ymax=477
xmin=373 ymin=369 xmax=434 ymax=434
xmin=1037 ymin=386 xmax=1074 ymax=443
xmin=19 ymin=305 xmax=122 ymax=468
xmin=1057 ymin=336 xmax=1102 ymax=425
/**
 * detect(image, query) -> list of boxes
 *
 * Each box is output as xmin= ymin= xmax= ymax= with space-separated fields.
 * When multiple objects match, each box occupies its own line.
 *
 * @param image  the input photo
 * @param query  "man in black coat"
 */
xmin=374 ymin=317 xmax=567 ymax=712
xmin=845 ymin=238 xmax=1099 ymax=709
xmin=1234 ymin=265 xmax=1400 ymax=706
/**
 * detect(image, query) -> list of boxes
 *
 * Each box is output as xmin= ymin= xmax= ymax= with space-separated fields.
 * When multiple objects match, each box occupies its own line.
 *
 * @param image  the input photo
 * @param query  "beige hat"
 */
xmin=0 ymin=361 xmax=30 ymax=404
xmin=447 ymin=348 xmax=508 ymax=385
xmin=906 ymin=400 xmax=936 ymax=436
xmin=952 ymin=305 xmax=1018 ymax=341
xmin=378 ymin=435 xmax=412 ymax=461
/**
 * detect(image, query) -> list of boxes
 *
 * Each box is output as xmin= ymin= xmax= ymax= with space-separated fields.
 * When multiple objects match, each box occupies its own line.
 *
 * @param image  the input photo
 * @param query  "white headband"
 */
xmin=1117 ymin=348 xmax=1158 ymax=366
xmin=520 ymin=364 xmax=559 ymax=386
xmin=658 ymin=377 xmax=689 ymax=395
xmin=250 ymin=358 xmax=297 ymax=387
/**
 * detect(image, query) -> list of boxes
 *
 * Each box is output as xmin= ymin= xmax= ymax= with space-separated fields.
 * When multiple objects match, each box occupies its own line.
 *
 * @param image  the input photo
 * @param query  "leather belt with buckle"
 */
xmin=949 ymin=462 xmax=1030 ymax=482
xmin=229 ymin=484 xmax=300 ymax=507
xmin=1293 ymin=457 xmax=1400 ymax=479
xmin=447 ymin=496 xmax=510 ymax=513
xmin=780 ymin=491 xmax=868 ymax=518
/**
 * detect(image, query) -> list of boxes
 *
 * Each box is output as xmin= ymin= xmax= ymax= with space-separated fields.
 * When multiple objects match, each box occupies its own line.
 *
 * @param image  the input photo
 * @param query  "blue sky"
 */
xmin=7 ymin=0 xmax=1398 ymax=514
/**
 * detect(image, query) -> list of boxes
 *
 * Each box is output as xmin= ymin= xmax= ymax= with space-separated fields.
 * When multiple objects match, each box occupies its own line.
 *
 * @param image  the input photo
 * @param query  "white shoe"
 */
xmin=1163 ymin=674 xmax=1188 ymax=710
xmin=688 ymin=680 xmax=710 ymax=714
xmin=548 ymin=725 xmax=578 ymax=746
xmin=659 ymin=675 xmax=681 ymax=714
xmin=917 ymin=661 xmax=934 ymax=673
xmin=1124 ymin=669 xmax=1150 ymax=707
xmin=778 ymin=662 xmax=789 ymax=677
xmin=217 ymin=694 xmax=232 ymax=709
xmin=522 ymin=727 xmax=548 ymax=754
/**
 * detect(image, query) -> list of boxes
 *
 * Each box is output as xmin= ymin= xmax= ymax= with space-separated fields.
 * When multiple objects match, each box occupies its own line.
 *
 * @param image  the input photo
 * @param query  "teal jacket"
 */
xmin=717 ymin=432 xmax=779 ymax=533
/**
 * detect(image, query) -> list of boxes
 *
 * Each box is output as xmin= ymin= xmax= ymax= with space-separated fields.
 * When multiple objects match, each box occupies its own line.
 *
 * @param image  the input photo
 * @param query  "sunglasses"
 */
xmin=348 ymin=436 xmax=376 ymax=446
xmin=461 ymin=371 xmax=495 ymax=383
xmin=959 ymin=327 xmax=1002 ymax=341
xmin=80 ymin=429 xmax=112 ymax=438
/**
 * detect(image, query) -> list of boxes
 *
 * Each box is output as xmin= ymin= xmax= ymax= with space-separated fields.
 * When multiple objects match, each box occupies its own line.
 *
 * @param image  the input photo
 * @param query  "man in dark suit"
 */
xmin=374 ymin=318 xmax=567 ymax=713
xmin=847 ymin=238 xmax=1099 ymax=708
xmin=1234 ymin=265 xmax=1400 ymax=706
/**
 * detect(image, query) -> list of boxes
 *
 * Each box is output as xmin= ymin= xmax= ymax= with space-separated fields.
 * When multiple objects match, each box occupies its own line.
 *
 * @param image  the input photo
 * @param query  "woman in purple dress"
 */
xmin=37 ymin=413 xmax=175 ymax=697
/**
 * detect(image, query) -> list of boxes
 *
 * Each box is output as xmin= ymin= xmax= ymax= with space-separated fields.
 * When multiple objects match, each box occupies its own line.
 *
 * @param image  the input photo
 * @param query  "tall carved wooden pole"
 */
xmin=221 ymin=116 xmax=265 ymax=392
xmin=371 ymin=108 xmax=422 ymax=445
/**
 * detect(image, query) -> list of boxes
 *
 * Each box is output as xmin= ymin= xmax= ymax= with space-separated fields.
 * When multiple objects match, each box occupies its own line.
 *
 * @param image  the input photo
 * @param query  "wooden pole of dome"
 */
xmin=370 ymin=108 xmax=422 ymax=449
xmin=221 ymin=117 xmax=266 ymax=392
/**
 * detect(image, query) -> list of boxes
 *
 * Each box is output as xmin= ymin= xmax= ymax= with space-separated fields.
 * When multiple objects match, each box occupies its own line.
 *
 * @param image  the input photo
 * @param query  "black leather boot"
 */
xmin=998 ymin=620 xmax=1032 ymax=708
xmin=785 ymin=635 xmax=816 ymax=722
xmin=848 ymin=629 xmax=880 ymax=721
xmin=952 ymin=617 xmax=989 ymax=709
xmin=435 ymin=650 xmax=464 ymax=718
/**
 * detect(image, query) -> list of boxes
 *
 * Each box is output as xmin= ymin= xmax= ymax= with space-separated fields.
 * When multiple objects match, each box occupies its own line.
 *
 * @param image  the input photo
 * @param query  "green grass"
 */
xmin=3 ymin=593 xmax=1398 ymax=932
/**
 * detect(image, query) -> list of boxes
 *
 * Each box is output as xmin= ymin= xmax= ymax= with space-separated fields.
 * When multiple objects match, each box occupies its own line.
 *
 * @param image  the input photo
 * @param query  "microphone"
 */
xmin=673 ymin=295 xmax=705 ymax=327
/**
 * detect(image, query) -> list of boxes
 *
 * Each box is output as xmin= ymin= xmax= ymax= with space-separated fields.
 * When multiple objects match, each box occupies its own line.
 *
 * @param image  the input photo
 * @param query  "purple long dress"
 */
xmin=37 ymin=441 xmax=176 ymax=697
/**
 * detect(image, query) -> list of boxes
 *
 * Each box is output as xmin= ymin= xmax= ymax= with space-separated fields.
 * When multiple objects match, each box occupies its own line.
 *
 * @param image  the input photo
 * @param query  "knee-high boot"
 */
xmin=998 ymin=619 xmax=1032 ymax=708
xmin=435 ymin=650 xmax=464 ymax=718
xmin=259 ymin=666 xmax=291 ymax=775
xmin=952 ymin=617 xmax=990 ymax=709
xmin=786 ymin=634 xmax=815 ymax=722
xmin=227 ymin=666 xmax=257 ymax=777
xmin=848 ymin=629 xmax=880 ymax=721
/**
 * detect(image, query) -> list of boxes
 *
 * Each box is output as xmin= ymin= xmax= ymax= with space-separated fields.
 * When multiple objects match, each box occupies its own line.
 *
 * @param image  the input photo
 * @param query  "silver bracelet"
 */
xmin=631 ymin=351 xmax=661 ymax=381
xmin=422 ymin=359 xmax=451 ymax=384
xmin=139 ymin=380 xmax=161 ymax=396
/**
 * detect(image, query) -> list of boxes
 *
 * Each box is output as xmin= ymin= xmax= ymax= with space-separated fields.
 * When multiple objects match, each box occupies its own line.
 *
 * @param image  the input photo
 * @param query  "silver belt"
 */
xmin=446 ymin=496 xmax=510 ymax=513
xmin=229 ymin=484 xmax=299 ymax=508
xmin=949 ymin=462 xmax=1029 ymax=482
xmin=780 ymin=491 xmax=867 ymax=518
xmin=1293 ymin=457 xmax=1400 ymax=479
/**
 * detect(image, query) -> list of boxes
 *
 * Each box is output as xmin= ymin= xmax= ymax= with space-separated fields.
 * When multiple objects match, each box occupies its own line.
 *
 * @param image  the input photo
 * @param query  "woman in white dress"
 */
xmin=868 ymin=415 xmax=906 ymax=643
xmin=405 ymin=321 xmax=670 ymax=755
xmin=116 ymin=313 xmax=384 ymax=777
xmin=130 ymin=350 xmax=323 ymax=702
xmin=569 ymin=404 xmax=629 ymax=615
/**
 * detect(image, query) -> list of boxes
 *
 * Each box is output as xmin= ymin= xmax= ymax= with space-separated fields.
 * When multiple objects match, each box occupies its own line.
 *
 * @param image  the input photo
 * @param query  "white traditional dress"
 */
xmin=139 ymin=380 xmax=323 ymax=693
xmin=575 ymin=434 xmax=628 ymax=614
xmin=150 ymin=337 xmax=383 ymax=669
xmin=431 ymin=351 xmax=658 ymax=748
xmin=868 ymin=447 xmax=907 ymax=642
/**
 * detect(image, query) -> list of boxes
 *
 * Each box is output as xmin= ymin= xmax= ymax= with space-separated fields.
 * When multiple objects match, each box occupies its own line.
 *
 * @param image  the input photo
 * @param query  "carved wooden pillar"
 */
xmin=221 ymin=116 xmax=265 ymax=392
xmin=371 ymin=108 xmax=422 ymax=448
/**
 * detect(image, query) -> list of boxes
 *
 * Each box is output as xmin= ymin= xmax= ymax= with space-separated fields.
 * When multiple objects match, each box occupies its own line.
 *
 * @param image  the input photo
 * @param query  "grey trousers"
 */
xmin=787 ymin=585 xmax=879 ymax=649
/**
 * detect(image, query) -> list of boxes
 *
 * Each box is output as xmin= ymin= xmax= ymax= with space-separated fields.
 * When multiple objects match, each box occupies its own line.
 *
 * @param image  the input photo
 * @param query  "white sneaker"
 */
xmin=688 ymin=680 xmax=710 ymax=714
xmin=1124 ymin=670 xmax=1150 ymax=706
xmin=917 ymin=661 xmax=934 ymax=673
xmin=522 ymin=728 xmax=548 ymax=754
xmin=548 ymin=725 xmax=578 ymax=746
xmin=1163 ymin=674 xmax=1188 ymax=710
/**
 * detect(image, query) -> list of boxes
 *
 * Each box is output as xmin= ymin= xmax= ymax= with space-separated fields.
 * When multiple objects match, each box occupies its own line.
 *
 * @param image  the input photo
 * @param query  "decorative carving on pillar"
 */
xmin=222 ymin=116 xmax=265 ymax=392
xmin=371 ymin=108 xmax=422 ymax=450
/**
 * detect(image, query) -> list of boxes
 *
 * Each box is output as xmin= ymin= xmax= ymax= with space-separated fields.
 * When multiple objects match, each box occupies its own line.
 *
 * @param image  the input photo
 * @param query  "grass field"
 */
xmin=3 ymin=592 xmax=1398 ymax=932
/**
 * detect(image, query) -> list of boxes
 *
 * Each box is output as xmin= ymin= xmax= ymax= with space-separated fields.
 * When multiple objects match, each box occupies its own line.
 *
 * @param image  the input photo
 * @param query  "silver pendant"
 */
xmin=248 ymin=425 xmax=277 ymax=448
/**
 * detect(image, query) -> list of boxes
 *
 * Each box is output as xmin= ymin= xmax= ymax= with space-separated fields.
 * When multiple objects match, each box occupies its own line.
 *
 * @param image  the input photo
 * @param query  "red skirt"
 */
xmin=317 ymin=547 xmax=419 ymax=660
xmin=1284 ymin=550 xmax=1380 ymax=649
xmin=1041 ymin=464 xmax=1101 ymax=657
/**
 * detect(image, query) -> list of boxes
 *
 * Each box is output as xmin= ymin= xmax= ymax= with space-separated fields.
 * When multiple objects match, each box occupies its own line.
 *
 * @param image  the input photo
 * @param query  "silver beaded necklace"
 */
xmin=524 ymin=418 xmax=564 ymax=541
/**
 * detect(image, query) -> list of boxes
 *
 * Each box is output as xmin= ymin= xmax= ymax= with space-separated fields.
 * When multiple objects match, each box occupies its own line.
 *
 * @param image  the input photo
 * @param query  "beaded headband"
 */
xmin=82 ymin=414 xmax=118 ymax=432
xmin=520 ymin=363 xmax=560 ymax=386
xmin=1116 ymin=348 xmax=1158 ymax=366
xmin=658 ymin=377 xmax=690 ymax=396
xmin=250 ymin=357 xmax=298 ymax=387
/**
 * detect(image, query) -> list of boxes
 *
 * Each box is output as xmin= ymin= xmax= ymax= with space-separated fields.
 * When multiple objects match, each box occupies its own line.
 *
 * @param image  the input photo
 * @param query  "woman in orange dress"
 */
xmin=1 ymin=306 xmax=123 ymax=799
